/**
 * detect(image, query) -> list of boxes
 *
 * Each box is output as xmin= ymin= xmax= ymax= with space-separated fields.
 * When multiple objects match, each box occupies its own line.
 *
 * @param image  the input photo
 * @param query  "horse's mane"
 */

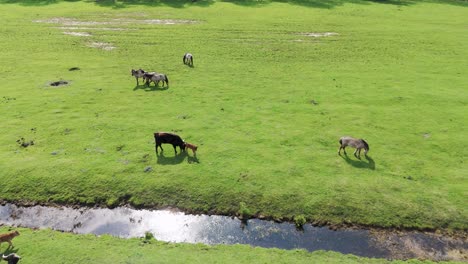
xmin=361 ymin=139 xmax=369 ymax=150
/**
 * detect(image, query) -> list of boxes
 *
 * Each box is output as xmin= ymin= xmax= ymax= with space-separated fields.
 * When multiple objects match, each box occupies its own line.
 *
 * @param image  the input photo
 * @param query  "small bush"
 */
xmin=238 ymin=202 xmax=252 ymax=218
xmin=294 ymin=215 xmax=307 ymax=228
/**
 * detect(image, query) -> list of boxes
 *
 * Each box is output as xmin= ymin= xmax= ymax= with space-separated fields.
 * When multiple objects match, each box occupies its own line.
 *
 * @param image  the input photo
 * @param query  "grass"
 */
xmin=0 ymin=0 xmax=467 ymax=234
xmin=1 ymin=227 xmax=464 ymax=264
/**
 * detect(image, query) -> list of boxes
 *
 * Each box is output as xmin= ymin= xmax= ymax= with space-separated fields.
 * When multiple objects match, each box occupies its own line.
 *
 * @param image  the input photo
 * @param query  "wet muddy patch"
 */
xmin=0 ymin=204 xmax=466 ymax=261
xmin=48 ymin=80 xmax=69 ymax=87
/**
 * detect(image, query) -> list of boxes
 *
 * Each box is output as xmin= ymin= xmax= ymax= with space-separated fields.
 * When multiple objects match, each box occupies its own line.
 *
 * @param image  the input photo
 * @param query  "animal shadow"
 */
xmin=156 ymin=151 xmax=187 ymax=165
xmin=187 ymin=155 xmax=200 ymax=164
xmin=340 ymin=153 xmax=375 ymax=170
xmin=133 ymin=84 xmax=167 ymax=92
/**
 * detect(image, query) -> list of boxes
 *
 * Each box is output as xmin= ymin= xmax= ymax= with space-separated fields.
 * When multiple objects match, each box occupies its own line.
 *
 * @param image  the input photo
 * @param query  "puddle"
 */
xmin=0 ymin=204 xmax=466 ymax=261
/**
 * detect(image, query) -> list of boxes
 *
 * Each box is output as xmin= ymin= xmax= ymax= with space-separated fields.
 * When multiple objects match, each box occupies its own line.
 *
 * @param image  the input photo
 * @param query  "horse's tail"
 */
xmin=361 ymin=139 xmax=369 ymax=150
xmin=339 ymin=139 xmax=343 ymax=145
xmin=183 ymin=54 xmax=186 ymax=64
xmin=165 ymin=75 xmax=169 ymax=85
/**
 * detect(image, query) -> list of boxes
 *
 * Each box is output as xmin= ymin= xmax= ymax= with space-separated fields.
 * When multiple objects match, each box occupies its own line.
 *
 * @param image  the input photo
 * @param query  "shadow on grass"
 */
xmin=340 ymin=153 xmax=375 ymax=170
xmin=0 ymin=246 xmax=20 ymax=258
xmin=0 ymin=0 xmax=465 ymax=8
xmin=133 ymin=84 xmax=168 ymax=92
xmin=156 ymin=151 xmax=187 ymax=165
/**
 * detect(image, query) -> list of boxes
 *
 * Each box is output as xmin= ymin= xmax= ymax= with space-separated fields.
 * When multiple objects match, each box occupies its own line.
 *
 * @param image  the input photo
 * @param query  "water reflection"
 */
xmin=0 ymin=204 xmax=465 ymax=261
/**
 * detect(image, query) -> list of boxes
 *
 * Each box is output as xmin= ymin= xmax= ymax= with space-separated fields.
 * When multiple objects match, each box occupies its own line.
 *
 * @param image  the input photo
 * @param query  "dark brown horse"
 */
xmin=154 ymin=132 xmax=185 ymax=154
xmin=338 ymin=136 xmax=369 ymax=159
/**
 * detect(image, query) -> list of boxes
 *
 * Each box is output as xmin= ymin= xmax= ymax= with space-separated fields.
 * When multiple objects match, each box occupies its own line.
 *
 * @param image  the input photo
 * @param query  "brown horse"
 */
xmin=338 ymin=136 xmax=369 ymax=159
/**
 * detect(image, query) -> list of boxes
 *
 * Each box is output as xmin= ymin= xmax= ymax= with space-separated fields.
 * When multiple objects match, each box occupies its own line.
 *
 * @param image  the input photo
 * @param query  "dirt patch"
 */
xmin=16 ymin=137 xmax=34 ymax=148
xmin=49 ymin=80 xmax=69 ymax=86
xmin=299 ymin=32 xmax=338 ymax=37
xmin=63 ymin=32 xmax=91 ymax=37
xmin=87 ymin=42 xmax=116 ymax=50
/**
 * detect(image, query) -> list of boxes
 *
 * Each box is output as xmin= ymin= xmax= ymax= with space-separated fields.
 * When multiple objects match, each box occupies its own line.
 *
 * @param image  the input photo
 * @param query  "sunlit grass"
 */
xmin=0 ymin=0 xmax=466 ymax=231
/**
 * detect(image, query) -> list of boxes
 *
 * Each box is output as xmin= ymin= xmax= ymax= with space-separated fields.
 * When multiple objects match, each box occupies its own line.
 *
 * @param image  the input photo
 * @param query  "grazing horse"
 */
xmin=183 ymin=53 xmax=193 ymax=67
xmin=185 ymin=142 xmax=198 ymax=156
xmin=154 ymin=132 xmax=185 ymax=155
xmin=144 ymin=72 xmax=169 ymax=88
xmin=131 ymin=69 xmax=146 ymax=85
xmin=338 ymin=136 xmax=369 ymax=159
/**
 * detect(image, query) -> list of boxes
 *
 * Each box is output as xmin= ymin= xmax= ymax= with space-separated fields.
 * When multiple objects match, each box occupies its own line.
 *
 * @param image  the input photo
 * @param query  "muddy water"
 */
xmin=0 ymin=204 xmax=466 ymax=261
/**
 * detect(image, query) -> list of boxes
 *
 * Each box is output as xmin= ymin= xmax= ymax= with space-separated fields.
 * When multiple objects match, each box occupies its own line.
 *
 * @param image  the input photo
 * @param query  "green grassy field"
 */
xmin=0 ymin=227 xmax=463 ymax=264
xmin=0 ymin=0 xmax=466 ymax=234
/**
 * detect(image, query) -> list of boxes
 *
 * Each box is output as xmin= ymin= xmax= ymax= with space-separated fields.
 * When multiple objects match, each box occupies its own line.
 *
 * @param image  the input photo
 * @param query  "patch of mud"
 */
xmin=371 ymin=230 xmax=468 ymax=261
xmin=87 ymin=42 xmax=116 ymax=51
xmin=63 ymin=32 xmax=91 ymax=37
xmin=299 ymin=32 xmax=339 ymax=37
xmin=16 ymin=138 xmax=34 ymax=148
xmin=49 ymin=80 xmax=69 ymax=87
xmin=0 ymin=203 xmax=466 ymax=261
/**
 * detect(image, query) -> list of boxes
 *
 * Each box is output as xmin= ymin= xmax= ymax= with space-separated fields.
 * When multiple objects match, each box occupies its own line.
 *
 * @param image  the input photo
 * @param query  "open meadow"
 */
xmin=0 ymin=0 xmax=466 ymax=257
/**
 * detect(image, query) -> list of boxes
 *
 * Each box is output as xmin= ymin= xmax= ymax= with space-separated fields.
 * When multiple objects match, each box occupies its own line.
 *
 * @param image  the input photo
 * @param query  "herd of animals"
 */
xmin=0 ymin=52 xmax=370 ymax=263
xmin=132 ymin=52 xmax=370 ymax=160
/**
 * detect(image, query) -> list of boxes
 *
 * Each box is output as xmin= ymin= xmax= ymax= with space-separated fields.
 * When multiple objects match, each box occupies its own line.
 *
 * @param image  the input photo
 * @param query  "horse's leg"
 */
xmin=173 ymin=144 xmax=177 ymax=155
xmin=353 ymin=148 xmax=358 ymax=158
xmin=338 ymin=146 xmax=342 ymax=154
xmin=343 ymin=146 xmax=347 ymax=155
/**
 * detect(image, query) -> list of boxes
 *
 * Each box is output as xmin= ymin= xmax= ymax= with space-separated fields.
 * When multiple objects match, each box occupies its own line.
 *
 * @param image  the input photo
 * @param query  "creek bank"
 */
xmin=0 ymin=203 xmax=466 ymax=261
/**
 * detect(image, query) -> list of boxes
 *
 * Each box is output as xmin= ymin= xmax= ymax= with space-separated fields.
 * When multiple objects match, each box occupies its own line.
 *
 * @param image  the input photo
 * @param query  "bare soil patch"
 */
xmin=49 ymin=80 xmax=69 ymax=86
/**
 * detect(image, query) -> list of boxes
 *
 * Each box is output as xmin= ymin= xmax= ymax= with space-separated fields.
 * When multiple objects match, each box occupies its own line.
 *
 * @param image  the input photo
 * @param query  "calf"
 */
xmin=154 ymin=132 xmax=185 ymax=155
xmin=184 ymin=142 xmax=198 ymax=156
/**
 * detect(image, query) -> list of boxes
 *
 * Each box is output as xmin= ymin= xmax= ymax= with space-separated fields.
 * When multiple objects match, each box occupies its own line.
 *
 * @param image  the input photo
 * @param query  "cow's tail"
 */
xmin=165 ymin=75 xmax=169 ymax=86
xmin=183 ymin=54 xmax=186 ymax=64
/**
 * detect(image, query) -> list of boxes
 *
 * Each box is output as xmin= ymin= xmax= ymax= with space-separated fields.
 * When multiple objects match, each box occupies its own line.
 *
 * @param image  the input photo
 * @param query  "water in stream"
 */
xmin=0 ymin=204 xmax=466 ymax=261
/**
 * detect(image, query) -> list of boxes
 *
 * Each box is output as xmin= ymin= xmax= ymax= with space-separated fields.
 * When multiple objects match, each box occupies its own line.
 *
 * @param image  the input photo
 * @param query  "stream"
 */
xmin=0 ymin=204 xmax=466 ymax=261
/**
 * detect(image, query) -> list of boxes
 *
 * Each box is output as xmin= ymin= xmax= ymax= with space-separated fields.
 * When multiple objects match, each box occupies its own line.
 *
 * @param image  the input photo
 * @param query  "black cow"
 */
xmin=154 ymin=132 xmax=186 ymax=155
xmin=2 ymin=253 xmax=21 ymax=264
